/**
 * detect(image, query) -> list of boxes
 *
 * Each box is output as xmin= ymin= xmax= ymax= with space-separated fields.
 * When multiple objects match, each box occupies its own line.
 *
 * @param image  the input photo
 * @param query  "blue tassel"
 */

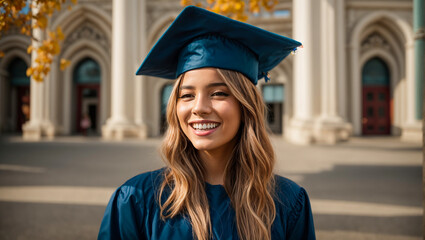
xmin=292 ymin=45 xmax=303 ymax=55
xmin=264 ymin=72 xmax=270 ymax=82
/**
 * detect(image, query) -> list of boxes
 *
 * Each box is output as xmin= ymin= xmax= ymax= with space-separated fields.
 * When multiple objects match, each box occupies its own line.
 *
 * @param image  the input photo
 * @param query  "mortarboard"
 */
xmin=136 ymin=6 xmax=302 ymax=85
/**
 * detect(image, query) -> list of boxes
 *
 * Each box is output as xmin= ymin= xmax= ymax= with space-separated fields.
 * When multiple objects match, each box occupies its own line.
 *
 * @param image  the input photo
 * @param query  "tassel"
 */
xmin=264 ymin=72 xmax=270 ymax=82
xmin=291 ymin=45 xmax=303 ymax=55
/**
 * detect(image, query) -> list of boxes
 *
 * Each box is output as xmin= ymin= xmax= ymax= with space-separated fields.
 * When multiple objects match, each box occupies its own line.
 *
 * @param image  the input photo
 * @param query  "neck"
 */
xmin=198 ymin=142 xmax=235 ymax=185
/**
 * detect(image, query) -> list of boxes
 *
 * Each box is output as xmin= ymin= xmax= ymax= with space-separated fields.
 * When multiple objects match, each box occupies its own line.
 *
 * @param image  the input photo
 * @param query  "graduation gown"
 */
xmin=98 ymin=169 xmax=315 ymax=240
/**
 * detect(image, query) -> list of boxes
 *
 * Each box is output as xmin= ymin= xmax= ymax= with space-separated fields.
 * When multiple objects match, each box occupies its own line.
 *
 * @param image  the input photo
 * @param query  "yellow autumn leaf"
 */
xmin=27 ymin=45 xmax=33 ymax=54
xmin=50 ymin=41 xmax=60 ymax=54
xmin=60 ymin=59 xmax=71 ymax=70
xmin=181 ymin=0 xmax=192 ymax=6
xmin=42 ymin=67 xmax=51 ymax=75
xmin=56 ymin=27 xmax=64 ymax=40
xmin=37 ymin=16 xmax=48 ymax=29
xmin=34 ymin=76 xmax=42 ymax=82
xmin=234 ymin=2 xmax=243 ymax=11
xmin=221 ymin=3 xmax=230 ymax=12
xmin=48 ymin=30 xmax=56 ymax=39
xmin=26 ymin=67 xmax=33 ymax=77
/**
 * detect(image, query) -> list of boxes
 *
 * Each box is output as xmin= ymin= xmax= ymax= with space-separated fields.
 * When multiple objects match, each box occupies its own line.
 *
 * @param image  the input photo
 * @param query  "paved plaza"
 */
xmin=0 ymin=135 xmax=422 ymax=239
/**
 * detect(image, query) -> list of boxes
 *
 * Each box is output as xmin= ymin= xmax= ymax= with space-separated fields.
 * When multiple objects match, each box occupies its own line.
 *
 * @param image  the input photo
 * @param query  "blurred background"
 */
xmin=0 ymin=0 xmax=423 ymax=239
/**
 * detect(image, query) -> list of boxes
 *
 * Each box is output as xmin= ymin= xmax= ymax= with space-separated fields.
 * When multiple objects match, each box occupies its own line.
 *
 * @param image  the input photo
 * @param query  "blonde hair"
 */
xmin=159 ymin=68 xmax=276 ymax=240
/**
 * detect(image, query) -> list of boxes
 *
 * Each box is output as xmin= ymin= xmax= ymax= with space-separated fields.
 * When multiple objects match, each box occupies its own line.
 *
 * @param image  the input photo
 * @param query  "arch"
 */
xmin=0 ymin=35 xmax=31 ymax=71
xmin=159 ymin=82 xmax=174 ymax=134
xmin=73 ymin=57 xmax=102 ymax=134
xmin=51 ymin=4 xmax=112 ymax=41
xmin=360 ymin=25 xmax=405 ymax=77
xmin=360 ymin=57 xmax=392 ymax=135
xmin=349 ymin=11 xmax=413 ymax=47
xmin=0 ymin=49 xmax=31 ymax=72
xmin=8 ymin=58 xmax=30 ymax=86
xmin=0 ymin=35 xmax=31 ymax=55
xmin=148 ymin=78 xmax=173 ymax=136
xmin=258 ymin=62 xmax=293 ymax=135
xmin=60 ymin=40 xmax=110 ymax=134
xmin=348 ymin=11 xmax=412 ymax=135
xmin=361 ymin=57 xmax=389 ymax=86
xmin=356 ymin=49 xmax=399 ymax=136
xmin=73 ymin=58 xmax=101 ymax=84
xmin=0 ymin=50 xmax=31 ymax=133
xmin=147 ymin=13 xmax=178 ymax=48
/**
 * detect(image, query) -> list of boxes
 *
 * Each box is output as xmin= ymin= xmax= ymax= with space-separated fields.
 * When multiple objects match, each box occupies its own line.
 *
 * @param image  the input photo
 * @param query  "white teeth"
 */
xmin=192 ymin=123 xmax=219 ymax=130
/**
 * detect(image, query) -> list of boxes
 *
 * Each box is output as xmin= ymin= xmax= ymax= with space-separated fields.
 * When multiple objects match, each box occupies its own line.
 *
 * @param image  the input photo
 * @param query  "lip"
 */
xmin=189 ymin=120 xmax=220 ymax=136
xmin=188 ymin=119 xmax=220 ymax=124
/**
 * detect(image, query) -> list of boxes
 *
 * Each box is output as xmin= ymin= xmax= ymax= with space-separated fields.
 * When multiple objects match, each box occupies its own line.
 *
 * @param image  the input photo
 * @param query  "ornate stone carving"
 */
xmin=361 ymin=33 xmax=391 ymax=53
xmin=63 ymin=22 xmax=109 ymax=54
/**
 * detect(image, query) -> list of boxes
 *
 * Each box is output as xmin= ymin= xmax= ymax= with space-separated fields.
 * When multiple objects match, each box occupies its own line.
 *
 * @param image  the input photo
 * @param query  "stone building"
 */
xmin=0 ymin=0 xmax=422 ymax=144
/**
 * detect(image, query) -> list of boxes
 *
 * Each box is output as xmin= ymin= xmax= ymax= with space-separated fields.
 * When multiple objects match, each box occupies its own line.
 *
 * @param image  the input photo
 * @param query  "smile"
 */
xmin=191 ymin=122 xmax=220 ymax=130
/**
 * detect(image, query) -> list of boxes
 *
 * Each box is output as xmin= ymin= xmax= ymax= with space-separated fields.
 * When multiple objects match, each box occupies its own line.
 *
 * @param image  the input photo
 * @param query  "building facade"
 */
xmin=0 ymin=0 xmax=422 ymax=144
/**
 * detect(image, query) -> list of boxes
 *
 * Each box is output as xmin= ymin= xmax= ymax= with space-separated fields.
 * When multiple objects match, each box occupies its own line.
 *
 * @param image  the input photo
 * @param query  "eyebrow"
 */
xmin=179 ymin=82 xmax=227 ymax=90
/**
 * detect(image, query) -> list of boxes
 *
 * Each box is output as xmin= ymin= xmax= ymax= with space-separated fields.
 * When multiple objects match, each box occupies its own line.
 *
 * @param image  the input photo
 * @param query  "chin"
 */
xmin=191 ymin=143 xmax=215 ymax=151
xmin=190 ymin=140 xmax=218 ymax=151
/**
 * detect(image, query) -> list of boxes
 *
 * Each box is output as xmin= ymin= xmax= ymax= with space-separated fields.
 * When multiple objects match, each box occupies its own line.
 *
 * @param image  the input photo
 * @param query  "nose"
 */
xmin=192 ymin=94 xmax=212 ymax=116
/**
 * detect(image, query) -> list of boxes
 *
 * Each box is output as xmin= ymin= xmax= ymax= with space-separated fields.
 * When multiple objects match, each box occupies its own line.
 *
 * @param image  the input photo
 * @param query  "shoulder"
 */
xmin=273 ymin=174 xmax=311 ymax=219
xmin=273 ymin=175 xmax=316 ymax=239
xmin=122 ymin=168 xmax=166 ymax=189
xmin=115 ymin=168 xmax=166 ymax=204
xmin=273 ymin=174 xmax=306 ymax=205
xmin=99 ymin=169 xmax=167 ymax=239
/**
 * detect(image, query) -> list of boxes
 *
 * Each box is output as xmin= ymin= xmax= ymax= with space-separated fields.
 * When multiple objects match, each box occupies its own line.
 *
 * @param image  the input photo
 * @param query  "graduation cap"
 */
xmin=136 ymin=6 xmax=302 ymax=85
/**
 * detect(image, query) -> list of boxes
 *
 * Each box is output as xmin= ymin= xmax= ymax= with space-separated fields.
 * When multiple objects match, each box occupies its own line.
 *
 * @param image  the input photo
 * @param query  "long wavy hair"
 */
xmin=159 ymin=68 xmax=276 ymax=240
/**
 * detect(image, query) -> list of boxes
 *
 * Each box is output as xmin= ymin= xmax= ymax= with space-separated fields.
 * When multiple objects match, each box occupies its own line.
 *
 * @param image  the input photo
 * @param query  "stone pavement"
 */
xmin=269 ymin=136 xmax=422 ymax=240
xmin=0 ymin=135 xmax=422 ymax=239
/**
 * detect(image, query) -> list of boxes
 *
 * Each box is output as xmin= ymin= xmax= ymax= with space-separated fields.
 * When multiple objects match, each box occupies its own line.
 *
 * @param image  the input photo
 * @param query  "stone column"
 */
xmin=401 ymin=0 xmax=423 ymax=142
xmin=414 ymin=0 xmax=424 ymax=120
xmin=286 ymin=0 xmax=316 ymax=144
xmin=43 ymin=61 xmax=57 ymax=138
xmin=0 ymin=70 xmax=7 ymax=132
xmin=22 ymin=4 xmax=50 ymax=140
xmin=102 ymin=0 xmax=142 ymax=140
xmin=134 ymin=0 xmax=148 ymax=138
xmin=313 ymin=0 xmax=352 ymax=144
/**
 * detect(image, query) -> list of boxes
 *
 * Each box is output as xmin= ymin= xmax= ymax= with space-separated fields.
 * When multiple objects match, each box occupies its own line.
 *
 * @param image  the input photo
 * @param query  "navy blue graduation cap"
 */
xmin=136 ymin=6 xmax=302 ymax=85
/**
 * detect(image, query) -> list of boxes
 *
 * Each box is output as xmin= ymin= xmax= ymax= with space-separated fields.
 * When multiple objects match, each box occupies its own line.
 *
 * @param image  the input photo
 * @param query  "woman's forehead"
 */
xmin=180 ymin=68 xmax=226 ymax=87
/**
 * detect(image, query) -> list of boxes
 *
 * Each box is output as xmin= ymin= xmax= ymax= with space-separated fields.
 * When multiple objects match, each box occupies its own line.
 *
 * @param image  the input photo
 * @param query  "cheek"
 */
xmin=176 ymin=102 xmax=191 ymax=126
xmin=218 ymin=101 xmax=241 ymax=127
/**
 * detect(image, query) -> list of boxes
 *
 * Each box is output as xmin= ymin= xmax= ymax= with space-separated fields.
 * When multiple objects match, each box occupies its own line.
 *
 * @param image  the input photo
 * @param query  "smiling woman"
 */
xmin=176 ymin=68 xmax=241 ymax=165
xmin=98 ymin=6 xmax=315 ymax=240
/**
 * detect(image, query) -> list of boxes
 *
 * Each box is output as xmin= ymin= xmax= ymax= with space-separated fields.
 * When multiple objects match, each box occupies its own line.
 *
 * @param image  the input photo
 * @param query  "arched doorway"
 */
xmin=262 ymin=84 xmax=284 ymax=134
xmin=160 ymin=83 xmax=174 ymax=134
xmin=8 ymin=58 xmax=30 ymax=132
xmin=73 ymin=58 xmax=101 ymax=135
xmin=361 ymin=57 xmax=391 ymax=135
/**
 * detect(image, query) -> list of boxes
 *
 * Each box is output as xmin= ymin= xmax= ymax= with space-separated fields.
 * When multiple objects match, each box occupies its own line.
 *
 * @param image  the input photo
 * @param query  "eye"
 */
xmin=179 ymin=93 xmax=194 ymax=99
xmin=211 ymin=91 xmax=229 ymax=97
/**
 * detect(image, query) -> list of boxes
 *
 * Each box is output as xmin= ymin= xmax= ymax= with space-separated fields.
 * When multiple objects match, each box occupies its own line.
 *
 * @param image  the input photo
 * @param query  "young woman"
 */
xmin=98 ymin=6 xmax=315 ymax=240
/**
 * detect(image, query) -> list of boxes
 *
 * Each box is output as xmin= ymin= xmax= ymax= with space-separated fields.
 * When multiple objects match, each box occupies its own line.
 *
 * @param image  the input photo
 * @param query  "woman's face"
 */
xmin=176 ymin=68 xmax=241 ymax=153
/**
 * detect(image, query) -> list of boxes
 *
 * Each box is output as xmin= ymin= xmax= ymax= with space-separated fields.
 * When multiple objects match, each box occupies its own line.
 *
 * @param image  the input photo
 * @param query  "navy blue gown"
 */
xmin=98 ymin=169 xmax=315 ymax=239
